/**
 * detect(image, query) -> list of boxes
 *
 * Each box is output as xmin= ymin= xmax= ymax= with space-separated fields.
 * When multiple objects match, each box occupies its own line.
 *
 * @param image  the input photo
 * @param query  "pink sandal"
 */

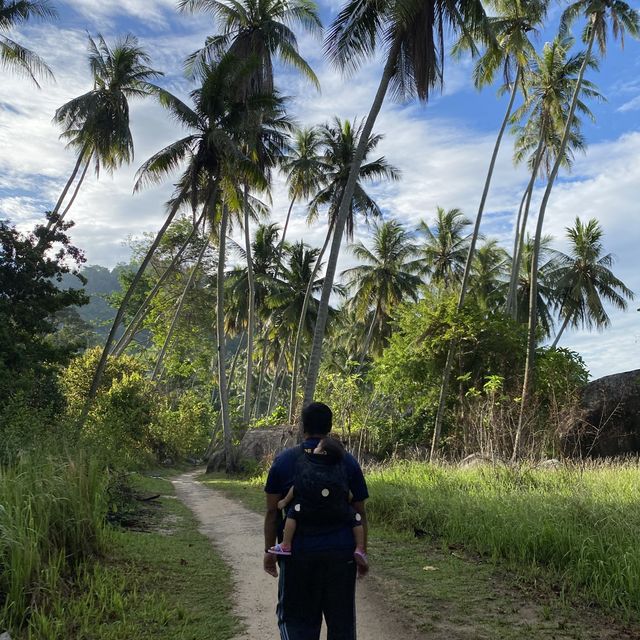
xmin=268 ymin=543 xmax=292 ymax=556
xmin=354 ymin=548 xmax=368 ymax=569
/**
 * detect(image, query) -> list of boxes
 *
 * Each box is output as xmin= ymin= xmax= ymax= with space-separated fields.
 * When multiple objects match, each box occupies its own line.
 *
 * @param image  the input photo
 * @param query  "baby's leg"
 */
xmin=280 ymin=517 xmax=297 ymax=550
xmin=353 ymin=525 xmax=365 ymax=551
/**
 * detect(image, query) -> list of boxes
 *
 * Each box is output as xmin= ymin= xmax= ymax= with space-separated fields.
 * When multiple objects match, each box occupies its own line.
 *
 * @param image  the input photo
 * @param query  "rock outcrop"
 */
xmin=206 ymin=426 xmax=297 ymax=473
xmin=563 ymin=369 xmax=640 ymax=457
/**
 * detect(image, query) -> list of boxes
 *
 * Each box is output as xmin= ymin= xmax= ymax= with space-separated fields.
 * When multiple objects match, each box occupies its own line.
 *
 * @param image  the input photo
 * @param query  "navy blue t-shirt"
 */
xmin=264 ymin=438 xmax=369 ymax=553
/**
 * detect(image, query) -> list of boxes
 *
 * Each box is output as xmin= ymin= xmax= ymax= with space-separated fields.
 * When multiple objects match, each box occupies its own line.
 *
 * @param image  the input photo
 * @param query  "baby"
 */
xmin=268 ymin=436 xmax=368 ymax=570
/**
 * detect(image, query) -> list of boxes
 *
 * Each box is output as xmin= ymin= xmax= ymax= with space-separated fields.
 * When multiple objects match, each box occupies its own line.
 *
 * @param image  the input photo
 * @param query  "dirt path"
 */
xmin=172 ymin=471 xmax=422 ymax=640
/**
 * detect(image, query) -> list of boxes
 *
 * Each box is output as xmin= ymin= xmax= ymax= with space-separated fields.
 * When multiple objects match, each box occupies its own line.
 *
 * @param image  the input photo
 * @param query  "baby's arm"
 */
xmin=278 ymin=486 xmax=295 ymax=511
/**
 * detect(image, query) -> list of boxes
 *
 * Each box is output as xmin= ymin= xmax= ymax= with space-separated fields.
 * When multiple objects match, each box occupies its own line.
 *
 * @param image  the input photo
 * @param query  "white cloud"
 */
xmin=618 ymin=95 xmax=640 ymax=112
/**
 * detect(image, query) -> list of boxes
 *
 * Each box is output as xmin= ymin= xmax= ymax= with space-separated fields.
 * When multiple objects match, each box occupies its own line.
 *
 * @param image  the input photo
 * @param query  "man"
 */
xmin=263 ymin=402 xmax=369 ymax=640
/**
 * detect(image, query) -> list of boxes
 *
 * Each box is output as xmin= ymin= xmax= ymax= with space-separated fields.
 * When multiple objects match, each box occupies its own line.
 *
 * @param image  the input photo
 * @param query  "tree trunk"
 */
xmin=78 ymin=195 xmax=187 ymax=427
xmin=112 ymin=210 xmax=206 ymax=356
xmin=430 ymin=68 xmax=520 ymax=461
xmin=242 ymin=185 xmax=256 ymax=426
xmin=216 ymin=204 xmax=234 ymax=473
xmin=253 ymin=336 xmax=270 ymax=419
xmin=551 ymin=313 xmax=572 ymax=349
xmin=288 ymin=226 xmax=333 ymax=426
xmin=228 ymin=330 xmax=246 ymax=393
xmin=267 ymin=346 xmax=287 ymax=415
xmin=506 ymin=134 xmax=546 ymax=318
xmin=302 ymin=37 xmax=401 ymax=411
xmin=152 ymin=235 xmax=209 ymax=380
xmin=514 ymin=30 xmax=595 ymax=462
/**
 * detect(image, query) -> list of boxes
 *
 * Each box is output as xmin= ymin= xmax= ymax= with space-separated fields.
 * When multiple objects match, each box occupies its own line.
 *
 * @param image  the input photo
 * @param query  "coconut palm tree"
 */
xmin=468 ymin=239 xmax=510 ymax=310
xmin=551 ymin=217 xmax=634 ymax=347
xmin=0 ymin=0 xmax=56 ymax=86
xmin=453 ymin=0 xmax=548 ymax=303
xmin=49 ymin=34 xmax=162 ymax=239
xmin=342 ymin=219 xmax=422 ymax=357
xmin=179 ymin=0 xmax=321 ymax=95
xmin=515 ymin=0 xmax=639 ymax=459
xmin=416 ymin=207 xmax=472 ymax=288
xmin=294 ymin=117 xmax=399 ymax=422
xmin=505 ymin=35 xmax=601 ymax=315
xmin=301 ymin=0 xmax=489 ymax=408
xmin=85 ymin=55 xmax=265 ymax=469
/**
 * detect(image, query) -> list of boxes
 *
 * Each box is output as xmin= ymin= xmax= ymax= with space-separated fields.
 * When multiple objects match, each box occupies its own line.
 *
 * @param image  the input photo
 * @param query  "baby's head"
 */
xmin=313 ymin=436 xmax=346 ymax=461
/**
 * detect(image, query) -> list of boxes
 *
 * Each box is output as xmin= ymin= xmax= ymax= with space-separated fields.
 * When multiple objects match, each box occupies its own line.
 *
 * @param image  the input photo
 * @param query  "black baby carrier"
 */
xmin=291 ymin=445 xmax=351 ymax=534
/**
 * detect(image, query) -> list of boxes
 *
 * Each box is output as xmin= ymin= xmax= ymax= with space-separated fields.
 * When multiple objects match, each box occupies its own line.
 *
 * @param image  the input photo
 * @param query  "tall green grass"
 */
xmin=365 ymin=462 xmax=640 ymax=617
xmin=0 ymin=455 xmax=108 ymax=632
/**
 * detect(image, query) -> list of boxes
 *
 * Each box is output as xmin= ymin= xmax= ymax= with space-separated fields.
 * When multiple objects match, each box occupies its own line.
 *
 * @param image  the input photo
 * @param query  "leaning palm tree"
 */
xmin=302 ymin=0 xmax=489 ymax=408
xmin=0 ymin=0 xmax=56 ymax=86
xmin=342 ymin=219 xmax=422 ymax=358
xmin=417 ymin=207 xmax=472 ymax=289
xmin=515 ymin=0 xmax=639 ymax=459
xmin=550 ymin=217 xmax=633 ymax=347
xmin=49 ymin=34 xmax=162 ymax=238
xmin=84 ymin=55 xmax=260 ymax=471
xmin=292 ymin=117 xmax=399 ymax=424
xmin=181 ymin=0 xmax=318 ymax=425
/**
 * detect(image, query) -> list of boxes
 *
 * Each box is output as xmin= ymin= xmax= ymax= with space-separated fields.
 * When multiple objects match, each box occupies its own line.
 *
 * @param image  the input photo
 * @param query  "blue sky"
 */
xmin=1 ymin=0 xmax=640 ymax=379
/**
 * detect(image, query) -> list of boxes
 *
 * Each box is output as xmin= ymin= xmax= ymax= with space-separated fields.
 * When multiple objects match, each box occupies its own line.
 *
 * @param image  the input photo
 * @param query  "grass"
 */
xmin=1 ymin=461 xmax=240 ymax=640
xmin=201 ymin=462 xmax=640 ymax=636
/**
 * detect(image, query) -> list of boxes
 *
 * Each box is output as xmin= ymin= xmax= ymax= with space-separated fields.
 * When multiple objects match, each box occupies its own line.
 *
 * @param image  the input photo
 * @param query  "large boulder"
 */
xmin=206 ymin=426 xmax=297 ymax=473
xmin=563 ymin=369 xmax=640 ymax=458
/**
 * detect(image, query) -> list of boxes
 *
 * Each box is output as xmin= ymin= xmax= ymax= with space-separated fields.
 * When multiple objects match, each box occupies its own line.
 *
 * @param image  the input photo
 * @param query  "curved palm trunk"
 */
xmin=152 ymin=236 xmax=209 ymax=380
xmin=429 ymin=68 xmax=520 ymax=461
xmin=253 ymin=336 xmax=270 ymax=419
xmin=506 ymin=184 xmax=532 ymax=315
xmin=267 ymin=346 xmax=287 ymax=415
xmin=506 ymin=134 xmax=546 ymax=317
xmin=513 ymin=31 xmax=595 ymax=462
xmin=228 ymin=330 xmax=246 ymax=393
xmin=242 ymin=185 xmax=256 ymax=426
xmin=551 ymin=313 xmax=572 ymax=349
xmin=51 ymin=149 xmax=88 ymax=217
xmin=78 ymin=196 xmax=187 ymax=427
xmin=216 ymin=203 xmax=233 ymax=472
xmin=289 ymin=226 xmax=333 ymax=426
xmin=302 ymin=37 xmax=402 ymax=411
xmin=112 ymin=210 xmax=206 ymax=356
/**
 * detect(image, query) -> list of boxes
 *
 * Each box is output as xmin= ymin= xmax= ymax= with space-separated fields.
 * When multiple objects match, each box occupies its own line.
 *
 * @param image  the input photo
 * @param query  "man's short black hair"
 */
xmin=301 ymin=402 xmax=332 ymax=435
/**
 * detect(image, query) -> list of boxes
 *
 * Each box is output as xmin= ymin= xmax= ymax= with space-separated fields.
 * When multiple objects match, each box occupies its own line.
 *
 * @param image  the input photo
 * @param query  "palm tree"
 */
xmin=0 ymin=0 xmax=56 ymax=86
xmin=301 ymin=0 xmax=489 ymax=408
xmin=453 ymin=0 xmax=548 ymax=302
xmin=181 ymin=0 xmax=318 ymax=425
xmin=278 ymin=126 xmax=327 ymax=267
xmin=342 ymin=219 xmax=421 ymax=357
xmin=49 ymin=34 xmax=162 ymax=238
xmin=179 ymin=0 xmax=321 ymax=95
xmin=551 ymin=217 xmax=634 ymax=347
xmin=85 ymin=55 xmax=260 ymax=469
xmin=469 ymin=239 xmax=510 ymax=310
xmin=417 ymin=207 xmax=472 ymax=288
xmin=515 ymin=234 xmax=562 ymax=338
xmin=295 ymin=117 xmax=399 ymax=421
xmin=516 ymin=0 xmax=639 ymax=459
xmin=505 ymin=35 xmax=601 ymax=315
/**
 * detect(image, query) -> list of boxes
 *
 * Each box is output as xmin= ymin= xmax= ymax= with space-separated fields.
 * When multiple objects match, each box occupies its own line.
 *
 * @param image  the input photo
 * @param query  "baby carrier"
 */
xmin=290 ymin=445 xmax=351 ymax=534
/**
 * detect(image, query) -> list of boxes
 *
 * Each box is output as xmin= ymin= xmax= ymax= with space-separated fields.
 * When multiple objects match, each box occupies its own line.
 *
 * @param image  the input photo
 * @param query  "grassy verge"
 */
xmin=201 ymin=466 xmax=640 ymax=639
xmin=2 ymin=466 xmax=240 ymax=640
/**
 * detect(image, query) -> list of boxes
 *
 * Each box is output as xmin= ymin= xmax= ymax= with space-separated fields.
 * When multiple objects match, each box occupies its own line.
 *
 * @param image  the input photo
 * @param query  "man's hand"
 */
xmin=263 ymin=551 xmax=278 ymax=578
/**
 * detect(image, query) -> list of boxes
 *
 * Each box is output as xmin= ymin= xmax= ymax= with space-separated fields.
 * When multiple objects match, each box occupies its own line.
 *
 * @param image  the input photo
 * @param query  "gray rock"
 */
xmin=1 ymin=631 xmax=13 ymax=640
xmin=537 ymin=458 xmax=562 ymax=469
xmin=563 ymin=369 xmax=640 ymax=458
xmin=460 ymin=453 xmax=506 ymax=467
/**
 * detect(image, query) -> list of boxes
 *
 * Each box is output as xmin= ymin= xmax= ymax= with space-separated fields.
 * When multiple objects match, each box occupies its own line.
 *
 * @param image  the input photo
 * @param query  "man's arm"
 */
xmin=264 ymin=493 xmax=280 ymax=577
xmin=352 ymin=500 xmax=368 ymax=550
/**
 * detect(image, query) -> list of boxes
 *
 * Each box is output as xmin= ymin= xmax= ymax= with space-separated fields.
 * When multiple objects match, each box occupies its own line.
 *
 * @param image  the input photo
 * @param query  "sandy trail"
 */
xmin=172 ymin=471 xmax=422 ymax=640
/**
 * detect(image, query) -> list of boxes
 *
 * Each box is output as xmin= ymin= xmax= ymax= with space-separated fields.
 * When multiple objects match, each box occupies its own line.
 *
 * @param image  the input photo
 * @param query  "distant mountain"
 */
xmin=59 ymin=264 xmax=128 ymax=343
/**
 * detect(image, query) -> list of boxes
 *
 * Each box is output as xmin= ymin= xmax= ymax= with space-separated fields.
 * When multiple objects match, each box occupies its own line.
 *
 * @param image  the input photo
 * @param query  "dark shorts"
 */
xmin=277 ymin=550 xmax=357 ymax=640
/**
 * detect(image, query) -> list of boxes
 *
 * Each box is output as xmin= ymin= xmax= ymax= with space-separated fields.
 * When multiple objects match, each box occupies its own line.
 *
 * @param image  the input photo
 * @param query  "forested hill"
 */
xmin=58 ymin=265 xmax=126 ymax=342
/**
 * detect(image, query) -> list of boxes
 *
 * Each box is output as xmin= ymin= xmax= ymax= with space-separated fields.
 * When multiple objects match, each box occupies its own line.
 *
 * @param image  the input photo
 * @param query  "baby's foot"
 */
xmin=354 ymin=547 xmax=368 ymax=575
xmin=268 ymin=543 xmax=292 ymax=556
